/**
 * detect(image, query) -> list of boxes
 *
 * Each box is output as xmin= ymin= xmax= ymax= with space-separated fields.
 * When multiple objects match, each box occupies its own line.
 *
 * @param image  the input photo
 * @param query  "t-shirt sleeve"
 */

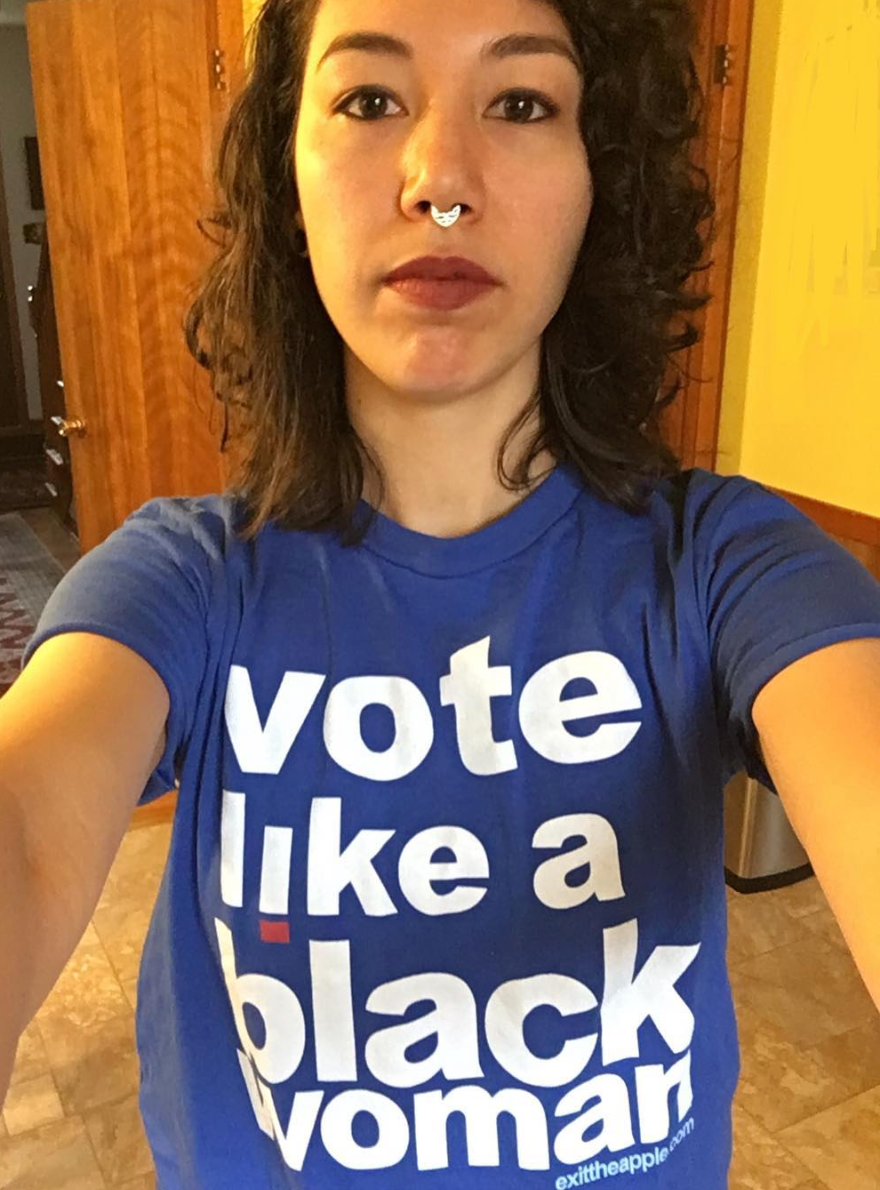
xmin=695 ymin=474 xmax=880 ymax=794
xmin=19 ymin=496 xmax=219 ymax=806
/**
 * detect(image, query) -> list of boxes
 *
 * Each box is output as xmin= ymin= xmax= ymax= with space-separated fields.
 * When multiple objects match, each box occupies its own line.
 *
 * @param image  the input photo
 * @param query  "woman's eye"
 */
xmin=337 ymin=87 xmax=559 ymax=124
xmin=338 ymin=89 xmax=403 ymax=121
xmin=494 ymin=91 xmax=560 ymax=123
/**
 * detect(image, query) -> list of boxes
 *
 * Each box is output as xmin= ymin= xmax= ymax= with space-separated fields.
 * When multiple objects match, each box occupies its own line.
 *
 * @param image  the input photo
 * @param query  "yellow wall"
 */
xmin=242 ymin=0 xmax=262 ymax=34
xmin=241 ymin=0 xmax=261 ymax=73
xmin=717 ymin=0 xmax=880 ymax=516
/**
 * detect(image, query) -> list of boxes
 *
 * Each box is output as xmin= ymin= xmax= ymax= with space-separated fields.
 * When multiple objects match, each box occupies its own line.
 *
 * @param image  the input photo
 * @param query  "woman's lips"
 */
xmin=384 ymin=277 xmax=499 ymax=311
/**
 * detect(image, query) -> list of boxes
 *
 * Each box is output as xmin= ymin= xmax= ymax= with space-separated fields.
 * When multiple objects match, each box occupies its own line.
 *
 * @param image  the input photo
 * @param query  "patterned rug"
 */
xmin=0 ymin=512 xmax=66 ymax=697
xmin=0 ymin=462 xmax=55 ymax=514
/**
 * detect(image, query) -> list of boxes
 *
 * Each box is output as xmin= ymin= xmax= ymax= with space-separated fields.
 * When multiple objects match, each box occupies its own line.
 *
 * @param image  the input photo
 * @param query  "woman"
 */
xmin=7 ymin=0 xmax=880 ymax=1187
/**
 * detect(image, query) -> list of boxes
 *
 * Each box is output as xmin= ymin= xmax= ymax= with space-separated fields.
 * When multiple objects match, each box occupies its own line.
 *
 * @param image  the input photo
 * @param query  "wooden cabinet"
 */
xmin=26 ymin=226 xmax=75 ymax=531
xmin=0 ymin=120 xmax=38 ymax=458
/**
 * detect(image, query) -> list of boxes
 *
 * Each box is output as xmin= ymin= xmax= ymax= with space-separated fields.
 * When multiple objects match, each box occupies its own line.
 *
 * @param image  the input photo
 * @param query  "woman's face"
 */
xmin=293 ymin=0 xmax=592 ymax=405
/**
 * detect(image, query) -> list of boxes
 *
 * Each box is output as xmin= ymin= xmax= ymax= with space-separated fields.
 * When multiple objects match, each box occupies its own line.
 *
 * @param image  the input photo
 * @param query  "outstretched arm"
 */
xmin=752 ymin=637 xmax=880 ymax=1013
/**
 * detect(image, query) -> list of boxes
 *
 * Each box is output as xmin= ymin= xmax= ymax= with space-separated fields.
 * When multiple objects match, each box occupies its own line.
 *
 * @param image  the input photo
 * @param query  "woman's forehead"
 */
xmin=306 ymin=0 xmax=579 ymax=73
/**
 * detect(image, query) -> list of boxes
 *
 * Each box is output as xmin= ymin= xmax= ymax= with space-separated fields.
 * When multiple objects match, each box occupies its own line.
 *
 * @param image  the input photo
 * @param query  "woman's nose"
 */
xmin=399 ymin=112 xmax=482 ymax=220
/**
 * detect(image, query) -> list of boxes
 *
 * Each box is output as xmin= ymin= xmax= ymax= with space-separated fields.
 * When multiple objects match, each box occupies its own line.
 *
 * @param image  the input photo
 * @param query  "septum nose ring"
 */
xmin=431 ymin=204 xmax=462 ymax=228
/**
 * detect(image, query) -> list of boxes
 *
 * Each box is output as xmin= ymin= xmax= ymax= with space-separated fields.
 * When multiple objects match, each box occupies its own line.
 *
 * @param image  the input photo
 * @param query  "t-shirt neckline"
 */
xmin=355 ymin=461 xmax=584 ymax=577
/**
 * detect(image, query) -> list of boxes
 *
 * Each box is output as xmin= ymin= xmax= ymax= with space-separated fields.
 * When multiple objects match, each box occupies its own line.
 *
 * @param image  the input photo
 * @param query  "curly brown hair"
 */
xmin=183 ymin=0 xmax=717 ymax=545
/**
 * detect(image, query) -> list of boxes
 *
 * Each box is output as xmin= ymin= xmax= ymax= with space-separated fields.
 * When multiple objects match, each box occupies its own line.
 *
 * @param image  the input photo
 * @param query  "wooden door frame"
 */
xmin=662 ymin=0 xmax=757 ymax=472
xmin=205 ymin=0 xmax=245 ymax=173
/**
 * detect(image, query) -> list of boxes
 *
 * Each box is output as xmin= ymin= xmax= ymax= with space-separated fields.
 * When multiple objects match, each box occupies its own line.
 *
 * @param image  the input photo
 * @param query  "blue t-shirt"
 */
xmin=20 ymin=463 xmax=880 ymax=1190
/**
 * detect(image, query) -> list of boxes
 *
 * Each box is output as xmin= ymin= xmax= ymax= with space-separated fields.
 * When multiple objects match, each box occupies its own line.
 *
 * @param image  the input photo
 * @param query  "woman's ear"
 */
xmin=294 ymin=209 xmax=309 ymax=259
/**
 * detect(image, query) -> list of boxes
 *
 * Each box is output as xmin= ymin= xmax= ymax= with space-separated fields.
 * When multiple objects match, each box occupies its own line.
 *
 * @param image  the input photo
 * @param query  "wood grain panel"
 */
xmin=113 ymin=0 xmax=222 ymax=495
xmin=26 ymin=0 xmax=225 ymax=552
xmin=658 ymin=0 xmax=756 ymax=472
xmin=28 ymin=0 xmax=147 ymax=539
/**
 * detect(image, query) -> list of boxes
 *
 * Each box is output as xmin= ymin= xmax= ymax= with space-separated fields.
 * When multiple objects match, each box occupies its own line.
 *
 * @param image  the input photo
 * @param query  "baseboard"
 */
xmin=129 ymin=789 xmax=178 ymax=831
xmin=768 ymin=485 xmax=880 ymax=549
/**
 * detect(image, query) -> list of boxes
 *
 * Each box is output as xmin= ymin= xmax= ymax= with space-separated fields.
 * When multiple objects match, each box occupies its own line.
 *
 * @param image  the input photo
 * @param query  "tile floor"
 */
xmin=2 ymin=508 xmax=879 ymax=1187
xmin=0 ymin=819 xmax=878 ymax=1189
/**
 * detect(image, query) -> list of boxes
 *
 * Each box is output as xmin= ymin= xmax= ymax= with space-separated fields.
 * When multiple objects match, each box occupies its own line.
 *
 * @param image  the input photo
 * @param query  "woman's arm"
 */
xmin=752 ymin=637 xmax=880 ymax=1012
xmin=0 ymin=631 xmax=170 ymax=1107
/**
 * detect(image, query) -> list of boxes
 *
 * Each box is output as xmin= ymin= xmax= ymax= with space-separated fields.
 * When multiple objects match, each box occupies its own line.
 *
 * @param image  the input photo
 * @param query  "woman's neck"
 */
xmin=360 ymin=445 xmax=557 ymax=538
xmin=347 ymin=345 xmax=554 ymax=538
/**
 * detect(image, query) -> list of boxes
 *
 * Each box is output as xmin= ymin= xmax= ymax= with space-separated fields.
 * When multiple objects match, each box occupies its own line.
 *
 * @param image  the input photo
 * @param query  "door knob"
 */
xmin=51 ymin=414 xmax=87 ymax=438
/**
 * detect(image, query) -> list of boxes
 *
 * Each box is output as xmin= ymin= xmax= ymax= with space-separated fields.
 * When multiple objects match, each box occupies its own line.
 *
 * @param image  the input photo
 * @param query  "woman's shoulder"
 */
xmin=650 ymin=465 xmax=757 ymax=511
xmin=119 ymin=490 xmax=253 ymax=555
xmin=644 ymin=465 xmax=784 ymax=540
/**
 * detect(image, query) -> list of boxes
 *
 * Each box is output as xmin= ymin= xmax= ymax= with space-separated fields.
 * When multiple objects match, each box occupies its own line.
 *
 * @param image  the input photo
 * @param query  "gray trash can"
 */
xmin=723 ymin=769 xmax=813 ymax=893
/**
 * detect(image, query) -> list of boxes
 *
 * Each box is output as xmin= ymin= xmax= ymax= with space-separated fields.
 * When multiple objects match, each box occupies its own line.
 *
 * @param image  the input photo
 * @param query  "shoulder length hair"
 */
xmin=183 ymin=0 xmax=717 ymax=545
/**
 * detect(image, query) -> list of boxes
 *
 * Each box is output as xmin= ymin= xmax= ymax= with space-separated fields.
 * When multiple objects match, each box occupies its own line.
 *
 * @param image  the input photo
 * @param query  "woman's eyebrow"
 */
xmin=316 ymin=31 xmax=584 ymax=77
